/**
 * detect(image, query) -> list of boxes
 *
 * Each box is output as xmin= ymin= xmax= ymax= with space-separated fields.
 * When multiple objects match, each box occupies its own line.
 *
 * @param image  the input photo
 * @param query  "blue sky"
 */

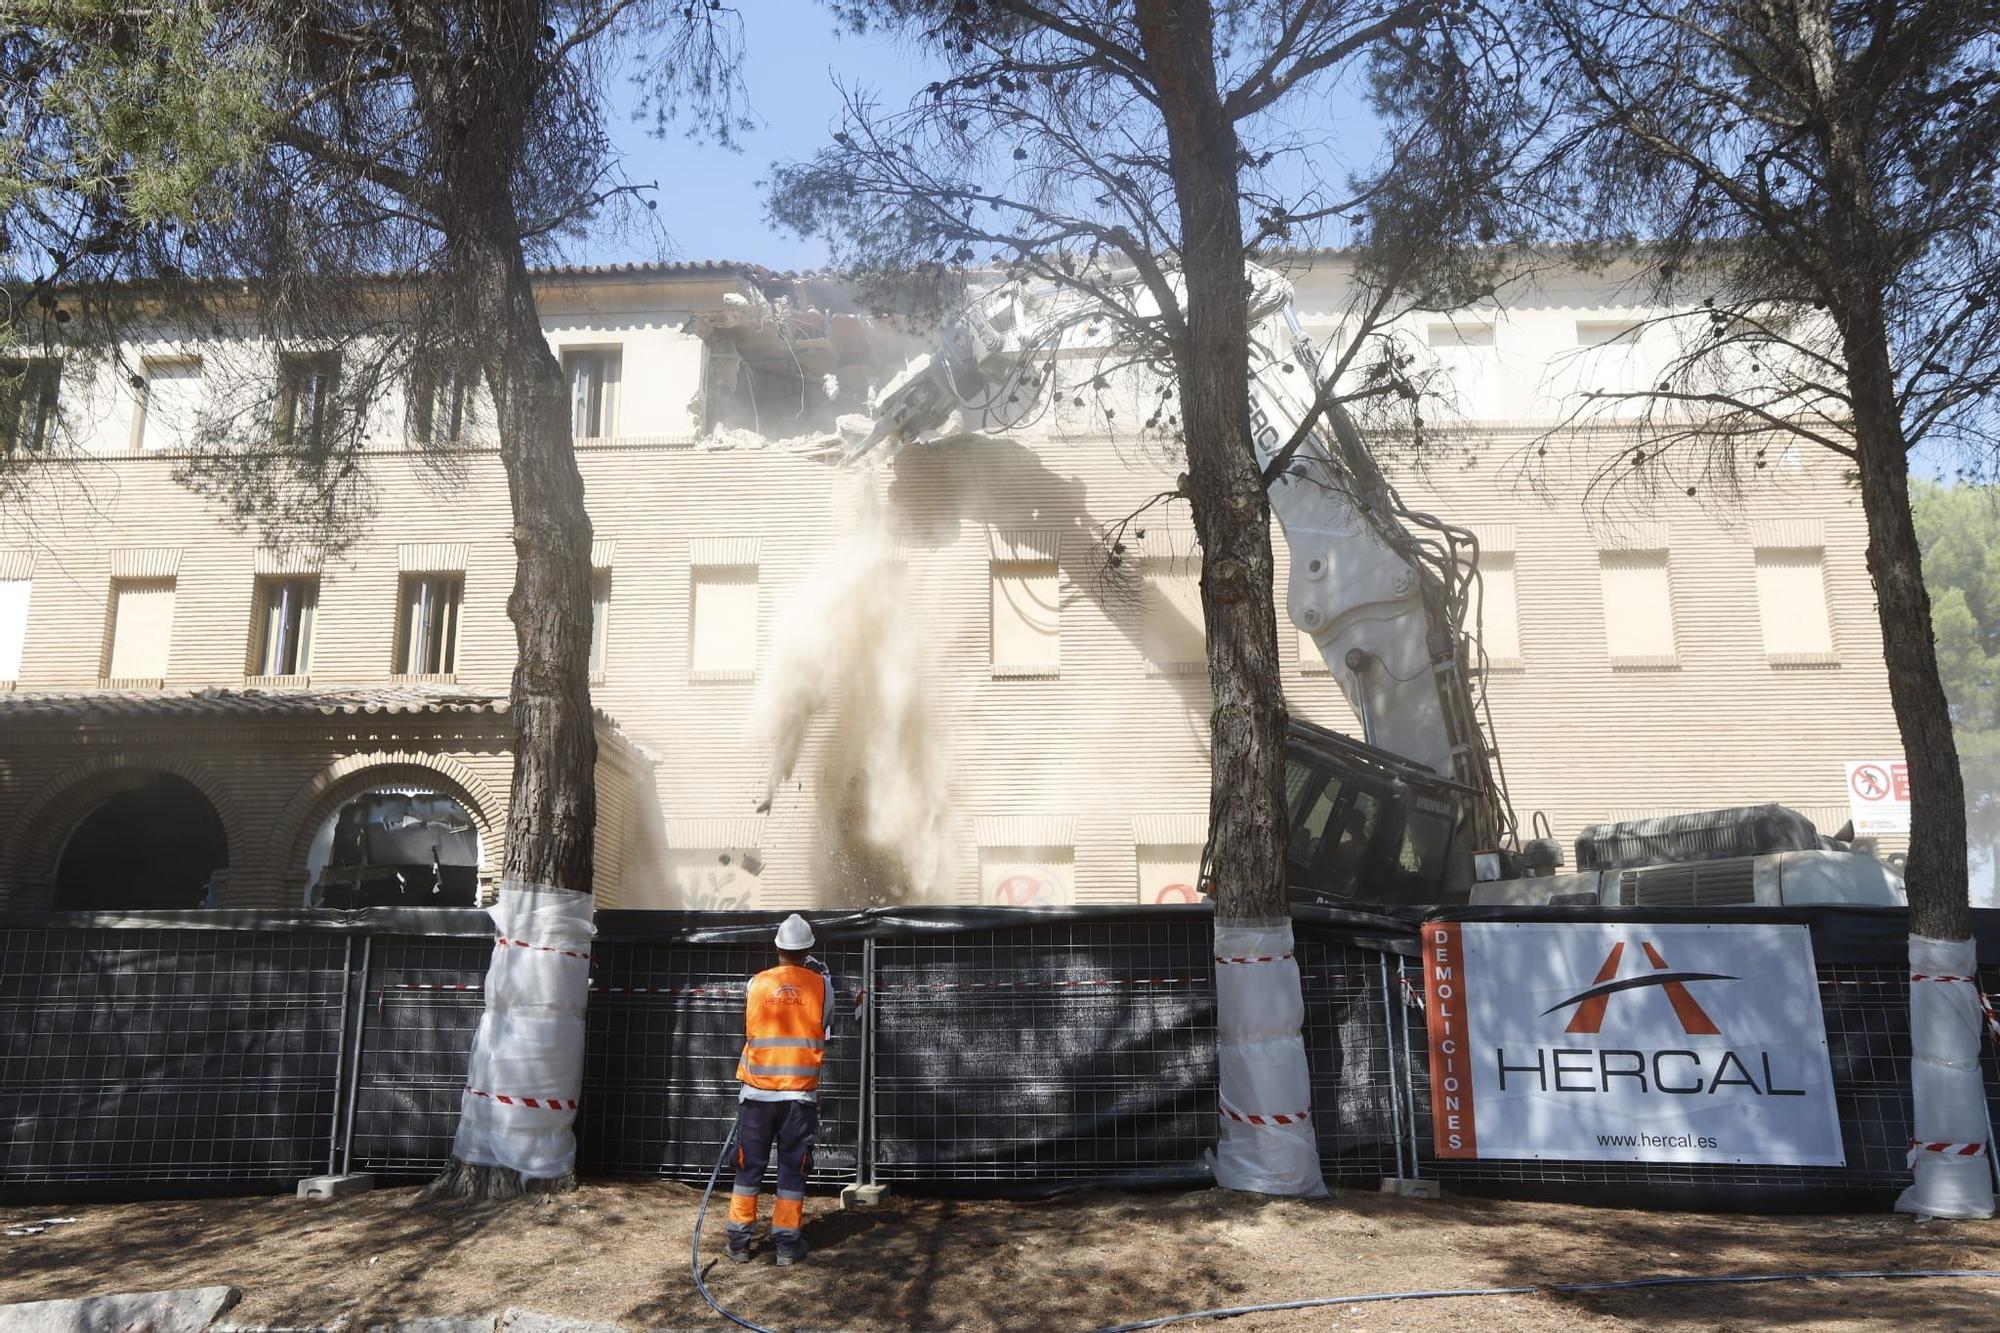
xmin=590 ymin=3 xmax=943 ymax=270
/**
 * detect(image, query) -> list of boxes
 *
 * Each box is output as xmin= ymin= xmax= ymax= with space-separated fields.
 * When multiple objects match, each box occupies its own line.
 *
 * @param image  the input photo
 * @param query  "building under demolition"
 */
xmin=0 ymin=256 xmax=1904 ymax=910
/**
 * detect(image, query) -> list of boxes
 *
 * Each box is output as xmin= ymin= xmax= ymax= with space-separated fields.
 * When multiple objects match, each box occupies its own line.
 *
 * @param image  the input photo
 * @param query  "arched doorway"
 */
xmin=53 ymin=774 xmax=229 ymax=910
xmin=304 ymin=786 xmax=481 ymax=908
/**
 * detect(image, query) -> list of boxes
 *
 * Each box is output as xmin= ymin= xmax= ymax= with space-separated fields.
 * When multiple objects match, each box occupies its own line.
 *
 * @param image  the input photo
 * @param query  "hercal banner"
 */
xmin=1422 ymin=921 xmax=1845 ymax=1166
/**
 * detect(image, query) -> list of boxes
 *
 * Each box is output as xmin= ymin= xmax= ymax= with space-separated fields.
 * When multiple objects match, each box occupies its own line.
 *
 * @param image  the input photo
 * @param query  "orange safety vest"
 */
xmin=736 ymin=963 xmax=827 ymax=1093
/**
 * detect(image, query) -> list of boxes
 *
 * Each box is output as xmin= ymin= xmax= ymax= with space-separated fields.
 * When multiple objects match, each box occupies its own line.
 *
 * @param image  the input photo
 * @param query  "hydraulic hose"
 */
xmin=1088 ymin=1267 xmax=2000 ymax=1332
xmin=690 ymin=1125 xmax=780 ymax=1333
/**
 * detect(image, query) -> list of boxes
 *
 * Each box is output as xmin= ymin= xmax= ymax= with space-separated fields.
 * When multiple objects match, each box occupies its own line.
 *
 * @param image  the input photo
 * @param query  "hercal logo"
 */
xmin=1542 ymin=941 xmax=1736 ymax=1035
xmin=772 ymin=983 xmax=803 ymax=1005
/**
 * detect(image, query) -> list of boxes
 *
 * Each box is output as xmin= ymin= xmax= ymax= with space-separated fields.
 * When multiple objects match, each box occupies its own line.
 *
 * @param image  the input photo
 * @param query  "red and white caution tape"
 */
xmin=495 ymin=934 xmax=592 ymax=962
xmin=1220 ymin=1104 xmax=1313 ymax=1127
xmin=1909 ymin=1138 xmax=1988 ymax=1167
xmin=877 ymin=975 xmax=1206 ymax=992
xmin=466 ymin=1086 xmax=578 ymax=1111
xmin=1215 ymin=953 xmax=1294 ymax=965
xmin=1909 ymin=972 xmax=2000 ymax=1044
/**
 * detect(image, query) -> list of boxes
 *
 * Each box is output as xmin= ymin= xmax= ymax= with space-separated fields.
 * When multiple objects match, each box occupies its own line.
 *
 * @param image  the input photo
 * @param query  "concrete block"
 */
xmin=1378 ymin=1177 xmax=1442 ymax=1200
xmin=496 ymin=1313 xmax=625 ymax=1333
xmin=363 ymin=1319 xmax=494 ymax=1333
xmin=839 ymin=1183 xmax=889 ymax=1210
xmin=0 ymin=1285 xmax=242 ymax=1333
xmin=297 ymin=1174 xmax=376 ymax=1200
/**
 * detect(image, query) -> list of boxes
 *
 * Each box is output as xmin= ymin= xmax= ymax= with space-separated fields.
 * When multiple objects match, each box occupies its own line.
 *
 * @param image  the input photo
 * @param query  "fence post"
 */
xmin=339 ymin=936 xmax=372 ymax=1176
xmin=1397 ymin=955 xmax=1423 ymax=1180
xmin=327 ymin=936 xmax=353 ymax=1176
xmin=1378 ymin=953 xmax=1407 ymax=1183
xmin=861 ymin=936 xmax=877 ymax=1187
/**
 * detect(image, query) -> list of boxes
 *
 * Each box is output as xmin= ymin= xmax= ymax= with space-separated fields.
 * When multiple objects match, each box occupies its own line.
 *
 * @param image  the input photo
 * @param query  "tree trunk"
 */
xmin=1134 ymin=0 xmax=1323 ymax=1198
xmin=1845 ymin=311 xmax=1970 ymax=942
xmin=417 ymin=2 xmax=599 ymax=1202
xmin=1131 ymin=0 xmax=1288 ymax=924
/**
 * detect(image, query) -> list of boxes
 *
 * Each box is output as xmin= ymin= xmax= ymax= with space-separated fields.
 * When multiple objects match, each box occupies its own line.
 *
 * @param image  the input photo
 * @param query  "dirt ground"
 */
xmin=4 ymin=1181 xmax=1999 ymax=1331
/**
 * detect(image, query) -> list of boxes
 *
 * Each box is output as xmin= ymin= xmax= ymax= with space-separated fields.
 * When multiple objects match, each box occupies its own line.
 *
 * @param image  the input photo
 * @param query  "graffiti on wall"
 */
xmin=671 ymin=849 xmax=761 ymax=911
xmin=980 ymin=851 xmax=1072 ymax=907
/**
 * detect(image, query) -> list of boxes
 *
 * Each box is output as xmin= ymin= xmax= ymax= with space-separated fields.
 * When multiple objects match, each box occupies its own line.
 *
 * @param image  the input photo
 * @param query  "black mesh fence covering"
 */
xmin=0 ymin=925 xmax=349 ymax=1190
xmin=581 ymin=935 xmax=861 ymax=1185
xmin=6 ymin=902 xmax=2000 ymax=1208
xmin=870 ymin=915 xmax=1215 ymax=1185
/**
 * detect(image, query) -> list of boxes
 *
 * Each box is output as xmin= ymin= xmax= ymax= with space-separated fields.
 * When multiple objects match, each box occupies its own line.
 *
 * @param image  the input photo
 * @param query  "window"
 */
xmin=1142 ymin=559 xmax=1205 ymax=674
xmin=1 ymin=359 xmax=60 ymax=453
xmin=254 ymin=576 xmax=318 ymax=676
xmin=136 ymin=358 xmax=202 ymax=452
xmin=1137 ymin=845 xmax=1206 ymax=904
xmin=1473 ymin=551 xmax=1523 ymax=668
xmin=1428 ymin=321 xmax=1495 ymax=348
xmin=409 ymin=366 xmax=474 ymax=444
xmin=690 ymin=564 xmax=758 ymax=680
xmin=991 ymin=559 xmax=1060 ymax=676
xmin=590 ymin=568 xmax=611 ymax=680
xmin=563 ymin=348 xmax=620 ymax=439
xmin=397 ymin=573 xmax=462 ymax=676
xmin=277 ymin=353 xmax=340 ymax=449
xmin=1576 ymin=320 xmax=1643 ymax=346
xmin=0 ymin=579 xmax=29 ymax=682
xmin=105 ymin=578 xmax=176 ymax=681
xmin=1755 ymin=547 xmax=1836 ymax=663
xmin=1598 ymin=549 xmax=1678 ymax=666
xmin=980 ymin=845 xmax=1075 ymax=906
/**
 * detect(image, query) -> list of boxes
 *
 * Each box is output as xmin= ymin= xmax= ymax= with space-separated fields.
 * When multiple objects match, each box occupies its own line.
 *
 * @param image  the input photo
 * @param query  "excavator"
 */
xmin=844 ymin=261 xmax=1906 ymax=912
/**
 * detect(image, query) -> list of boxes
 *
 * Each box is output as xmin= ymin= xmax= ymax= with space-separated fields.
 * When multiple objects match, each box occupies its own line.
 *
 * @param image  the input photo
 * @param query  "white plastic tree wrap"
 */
xmin=1896 ymin=933 xmax=1997 ymax=1219
xmin=1211 ymin=920 xmax=1328 ymax=1196
xmin=449 ymin=881 xmax=596 ymax=1179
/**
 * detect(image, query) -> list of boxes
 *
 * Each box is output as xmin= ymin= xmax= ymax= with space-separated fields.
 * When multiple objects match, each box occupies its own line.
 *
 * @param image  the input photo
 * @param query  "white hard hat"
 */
xmin=775 ymin=913 xmax=815 ymax=951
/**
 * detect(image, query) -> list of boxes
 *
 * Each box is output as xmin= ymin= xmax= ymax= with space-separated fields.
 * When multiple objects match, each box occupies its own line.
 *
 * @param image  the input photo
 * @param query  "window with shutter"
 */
xmin=137 ymin=359 xmax=203 ymax=452
xmin=105 ymin=579 xmax=176 ymax=681
xmin=1598 ymin=549 xmax=1678 ymax=667
xmin=1 ymin=359 xmax=60 ymax=453
xmin=1142 ymin=558 xmax=1205 ymax=674
xmin=276 ymin=353 xmax=339 ymax=450
xmin=0 ymin=579 xmax=29 ymax=681
xmin=1475 ymin=551 xmax=1523 ymax=668
xmin=562 ymin=348 xmax=621 ymax=439
xmin=254 ymin=576 xmax=318 ymax=677
xmin=397 ymin=573 xmax=462 ymax=676
xmin=590 ymin=568 xmax=611 ymax=680
xmin=991 ymin=558 xmax=1059 ymax=676
xmin=1755 ymin=547 xmax=1837 ymax=664
xmin=980 ymin=845 xmax=1075 ymax=906
xmin=690 ymin=564 xmax=758 ymax=680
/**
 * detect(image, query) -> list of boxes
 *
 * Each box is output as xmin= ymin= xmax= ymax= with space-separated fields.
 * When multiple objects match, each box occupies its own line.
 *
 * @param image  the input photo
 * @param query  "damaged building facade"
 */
xmin=0 ymin=258 xmax=1904 ymax=910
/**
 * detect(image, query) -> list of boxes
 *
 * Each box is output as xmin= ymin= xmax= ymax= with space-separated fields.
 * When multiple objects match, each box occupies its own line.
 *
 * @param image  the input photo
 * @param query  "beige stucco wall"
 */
xmin=0 ymin=262 xmax=1907 ymax=909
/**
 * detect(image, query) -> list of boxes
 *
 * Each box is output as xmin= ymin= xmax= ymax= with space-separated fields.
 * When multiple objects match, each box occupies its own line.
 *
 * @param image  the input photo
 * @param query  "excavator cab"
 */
xmin=1284 ymin=719 xmax=1471 ymax=910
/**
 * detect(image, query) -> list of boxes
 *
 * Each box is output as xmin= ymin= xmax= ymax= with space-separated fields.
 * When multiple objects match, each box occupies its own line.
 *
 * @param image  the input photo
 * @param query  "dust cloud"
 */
xmin=754 ymin=479 xmax=958 ymax=905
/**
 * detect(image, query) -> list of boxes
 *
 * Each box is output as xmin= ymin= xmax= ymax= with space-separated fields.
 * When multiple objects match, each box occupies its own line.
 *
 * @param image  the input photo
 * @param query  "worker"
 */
xmin=725 ymin=913 xmax=834 ymax=1266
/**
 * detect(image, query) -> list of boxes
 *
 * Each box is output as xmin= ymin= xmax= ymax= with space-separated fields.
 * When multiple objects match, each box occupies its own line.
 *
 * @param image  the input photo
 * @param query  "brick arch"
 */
xmin=264 ymin=750 xmax=503 ymax=896
xmin=6 ymin=753 xmax=241 ymax=907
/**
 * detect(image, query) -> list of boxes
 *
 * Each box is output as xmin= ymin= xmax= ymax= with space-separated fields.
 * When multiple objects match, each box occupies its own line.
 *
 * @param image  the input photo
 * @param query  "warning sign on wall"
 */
xmin=1844 ymin=759 xmax=1911 ymax=835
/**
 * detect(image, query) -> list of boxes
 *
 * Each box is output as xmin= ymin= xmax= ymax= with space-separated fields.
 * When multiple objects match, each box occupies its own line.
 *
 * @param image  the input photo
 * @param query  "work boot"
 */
xmin=774 ymin=1236 xmax=809 ymax=1267
xmin=725 ymin=1234 xmax=754 ymax=1265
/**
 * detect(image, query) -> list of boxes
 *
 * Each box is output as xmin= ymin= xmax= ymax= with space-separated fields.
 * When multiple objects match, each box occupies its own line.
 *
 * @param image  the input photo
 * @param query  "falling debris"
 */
xmin=754 ymin=482 xmax=957 ymax=904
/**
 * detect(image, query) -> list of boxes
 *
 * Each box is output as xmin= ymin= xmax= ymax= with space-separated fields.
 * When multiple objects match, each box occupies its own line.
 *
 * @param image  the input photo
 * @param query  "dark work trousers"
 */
xmin=727 ymin=1098 xmax=819 ymax=1246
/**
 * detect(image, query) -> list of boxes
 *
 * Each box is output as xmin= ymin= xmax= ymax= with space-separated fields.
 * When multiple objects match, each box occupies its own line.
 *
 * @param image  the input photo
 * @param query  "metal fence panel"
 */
xmin=870 ymin=917 xmax=1215 ymax=1184
xmin=1294 ymin=931 xmax=1402 ymax=1184
xmin=0 ymin=927 xmax=347 ymax=1188
xmin=346 ymin=936 xmax=488 ymax=1174
xmin=581 ymin=939 xmax=861 ymax=1185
